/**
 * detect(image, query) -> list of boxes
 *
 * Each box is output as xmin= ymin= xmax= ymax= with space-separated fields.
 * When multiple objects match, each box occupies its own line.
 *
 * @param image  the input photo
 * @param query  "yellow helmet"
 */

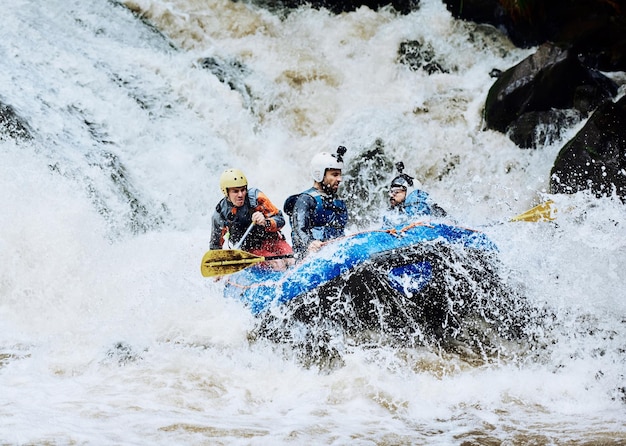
xmin=219 ymin=168 xmax=247 ymax=196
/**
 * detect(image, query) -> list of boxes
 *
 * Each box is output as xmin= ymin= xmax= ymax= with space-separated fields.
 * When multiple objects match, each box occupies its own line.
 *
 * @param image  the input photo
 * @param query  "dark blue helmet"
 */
xmin=390 ymin=162 xmax=414 ymax=190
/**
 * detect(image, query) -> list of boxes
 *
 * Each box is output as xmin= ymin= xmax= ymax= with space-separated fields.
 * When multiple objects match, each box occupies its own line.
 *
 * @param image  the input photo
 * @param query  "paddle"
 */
xmin=510 ymin=200 xmax=556 ymax=222
xmin=201 ymin=221 xmax=294 ymax=277
xmin=201 ymin=249 xmax=294 ymax=277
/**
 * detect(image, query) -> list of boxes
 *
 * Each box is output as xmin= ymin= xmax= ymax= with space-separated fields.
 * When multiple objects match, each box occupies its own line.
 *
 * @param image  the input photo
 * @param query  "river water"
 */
xmin=1 ymin=0 xmax=625 ymax=444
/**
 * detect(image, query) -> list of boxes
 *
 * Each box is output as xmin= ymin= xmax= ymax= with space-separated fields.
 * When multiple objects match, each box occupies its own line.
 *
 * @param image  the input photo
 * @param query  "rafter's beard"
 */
xmin=321 ymin=181 xmax=337 ymax=195
xmin=389 ymin=197 xmax=405 ymax=208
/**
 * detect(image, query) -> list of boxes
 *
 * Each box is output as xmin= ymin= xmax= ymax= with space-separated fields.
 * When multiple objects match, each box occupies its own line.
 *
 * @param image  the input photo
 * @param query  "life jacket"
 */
xmin=285 ymin=187 xmax=347 ymax=242
xmin=405 ymin=189 xmax=447 ymax=218
xmin=404 ymin=189 xmax=433 ymax=217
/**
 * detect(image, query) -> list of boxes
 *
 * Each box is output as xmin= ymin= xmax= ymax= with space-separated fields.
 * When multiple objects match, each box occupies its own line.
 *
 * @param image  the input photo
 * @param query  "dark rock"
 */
xmin=507 ymin=109 xmax=583 ymax=149
xmin=442 ymin=0 xmax=550 ymax=47
xmin=561 ymin=10 xmax=626 ymax=72
xmin=397 ymin=40 xmax=449 ymax=74
xmin=484 ymin=43 xmax=618 ymax=140
xmin=341 ymin=138 xmax=394 ymax=228
xmin=198 ymin=56 xmax=250 ymax=89
xmin=442 ymin=0 xmax=626 ymax=71
xmin=245 ymin=0 xmax=419 ymax=14
xmin=0 ymin=102 xmax=32 ymax=141
xmin=442 ymin=0 xmax=504 ymax=25
xmin=550 ymin=96 xmax=626 ymax=199
xmin=489 ymin=68 xmax=502 ymax=78
xmin=197 ymin=56 xmax=254 ymax=109
xmin=104 ymin=342 xmax=143 ymax=366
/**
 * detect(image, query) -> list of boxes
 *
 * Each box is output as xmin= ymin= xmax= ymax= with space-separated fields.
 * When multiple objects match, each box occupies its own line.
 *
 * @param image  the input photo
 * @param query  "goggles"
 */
xmin=389 ymin=187 xmax=406 ymax=196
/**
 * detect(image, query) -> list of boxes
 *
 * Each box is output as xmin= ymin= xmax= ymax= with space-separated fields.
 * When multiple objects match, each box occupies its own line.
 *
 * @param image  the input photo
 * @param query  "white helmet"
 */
xmin=310 ymin=146 xmax=346 ymax=182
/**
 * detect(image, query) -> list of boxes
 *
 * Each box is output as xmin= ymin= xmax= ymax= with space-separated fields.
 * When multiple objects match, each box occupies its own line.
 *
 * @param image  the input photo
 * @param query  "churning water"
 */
xmin=1 ymin=0 xmax=625 ymax=444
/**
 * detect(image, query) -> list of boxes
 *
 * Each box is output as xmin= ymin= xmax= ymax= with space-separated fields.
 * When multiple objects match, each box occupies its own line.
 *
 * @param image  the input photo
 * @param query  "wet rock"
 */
xmin=104 ymin=342 xmax=143 ymax=366
xmin=398 ymin=40 xmax=449 ymax=74
xmin=550 ymin=95 xmax=626 ymax=199
xmin=560 ymin=8 xmax=626 ymax=72
xmin=250 ymin=0 xmax=419 ymax=14
xmin=0 ymin=102 xmax=32 ymax=141
xmin=197 ymin=56 xmax=254 ymax=110
xmin=442 ymin=0 xmax=626 ymax=71
xmin=341 ymin=139 xmax=394 ymax=228
xmin=507 ymin=109 xmax=583 ymax=149
xmin=484 ymin=43 xmax=618 ymax=143
xmin=489 ymin=68 xmax=502 ymax=78
xmin=442 ymin=0 xmax=504 ymax=26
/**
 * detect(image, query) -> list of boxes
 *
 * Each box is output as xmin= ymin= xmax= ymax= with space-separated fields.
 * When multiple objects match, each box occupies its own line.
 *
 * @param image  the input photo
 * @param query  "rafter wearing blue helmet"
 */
xmin=383 ymin=162 xmax=447 ymax=227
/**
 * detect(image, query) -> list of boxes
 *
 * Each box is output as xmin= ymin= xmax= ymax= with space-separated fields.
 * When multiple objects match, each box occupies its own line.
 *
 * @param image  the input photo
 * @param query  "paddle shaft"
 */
xmin=211 ymin=253 xmax=292 ymax=264
xmin=234 ymin=222 xmax=255 ymax=249
xmin=259 ymin=253 xmax=294 ymax=260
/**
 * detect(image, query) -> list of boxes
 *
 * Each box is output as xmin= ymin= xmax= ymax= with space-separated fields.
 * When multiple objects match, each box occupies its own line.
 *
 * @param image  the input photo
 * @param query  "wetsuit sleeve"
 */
xmin=209 ymin=207 xmax=227 ymax=250
xmin=291 ymin=193 xmax=317 ymax=255
xmin=255 ymin=191 xmax=286 ymax=232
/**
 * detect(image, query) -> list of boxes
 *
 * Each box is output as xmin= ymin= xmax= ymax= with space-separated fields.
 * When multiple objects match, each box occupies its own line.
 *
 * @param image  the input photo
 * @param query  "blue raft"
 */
xmin=224 ymin=221 xmax=499 ymax=313
xmin=222 ymin=220 xmax=530 ymax=355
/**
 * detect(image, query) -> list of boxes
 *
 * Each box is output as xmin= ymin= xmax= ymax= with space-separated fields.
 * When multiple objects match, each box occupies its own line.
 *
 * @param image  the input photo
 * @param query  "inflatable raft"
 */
xmin=208 ymin=219 xmax=531 ymax=352
xmin=222 ymin=221 xmax=495 ymax=312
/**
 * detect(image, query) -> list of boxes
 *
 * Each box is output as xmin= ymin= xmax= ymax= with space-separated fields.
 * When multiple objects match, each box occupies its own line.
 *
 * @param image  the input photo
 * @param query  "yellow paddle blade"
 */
xmin=510 ymin=200 xmax=556 ymax=222
xmin=200 ymin=249 xmax=265 ymax=277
